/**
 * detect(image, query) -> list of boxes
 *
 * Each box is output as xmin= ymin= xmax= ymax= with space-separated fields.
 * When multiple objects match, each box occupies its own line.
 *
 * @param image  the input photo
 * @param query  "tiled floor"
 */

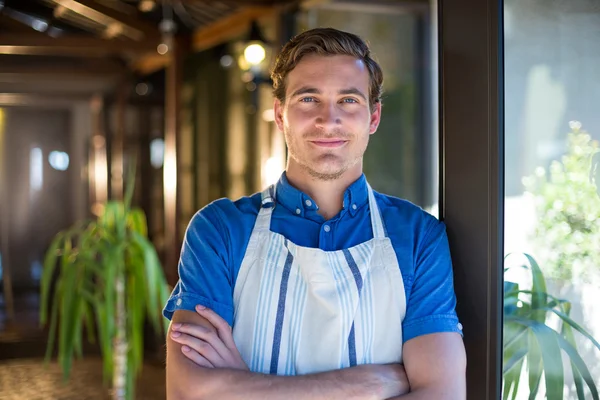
xmin=0 ymin=358 xmax=166 ymax=400
xmin=1 ymin=292 xmax=167 ymax=399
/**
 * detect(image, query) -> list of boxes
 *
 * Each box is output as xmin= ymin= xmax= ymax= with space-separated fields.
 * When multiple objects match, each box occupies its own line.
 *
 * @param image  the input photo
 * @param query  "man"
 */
xmin=163 ymin=27 xmax=466 ymax=399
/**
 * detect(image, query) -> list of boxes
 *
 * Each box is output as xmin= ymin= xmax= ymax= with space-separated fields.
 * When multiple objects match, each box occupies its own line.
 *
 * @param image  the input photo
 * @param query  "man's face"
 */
xmin=274 ymin=54 xmax=381 ymax=181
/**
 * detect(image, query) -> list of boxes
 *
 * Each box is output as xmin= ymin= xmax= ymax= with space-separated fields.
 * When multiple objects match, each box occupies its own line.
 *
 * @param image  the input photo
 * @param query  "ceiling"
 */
xmin=0 ymin=0 xmax=291 ymax=97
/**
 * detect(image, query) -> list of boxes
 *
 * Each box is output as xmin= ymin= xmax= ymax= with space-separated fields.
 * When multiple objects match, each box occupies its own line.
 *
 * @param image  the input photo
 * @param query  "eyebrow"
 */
xmin=290 ymin=86 xmax=320 ymax=98
xmin=290 ymin=86 xmax=368 ymax=101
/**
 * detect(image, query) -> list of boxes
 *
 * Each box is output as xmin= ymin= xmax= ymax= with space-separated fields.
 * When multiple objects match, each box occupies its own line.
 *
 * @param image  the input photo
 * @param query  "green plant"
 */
xmin=522 ymin=121 xmax=600 ymax=282
xmin=503 ymin=254 xmax=600 ymax=400
xmin=40 ymin=170 xmax=170 ymax=400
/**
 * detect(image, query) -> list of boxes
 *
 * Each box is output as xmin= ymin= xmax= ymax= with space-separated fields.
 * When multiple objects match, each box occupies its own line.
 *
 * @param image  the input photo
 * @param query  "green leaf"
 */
xmin=509 ymin=317 xmax=564 ymax=400
xmin=131 ymin=231 xmax=164 ymax=333
xmin=512 ymin=290 xmax=569 ymax=309
xmin=503 ymin=357 xmax=524 ymax=400
xmin=103 ymin=247 xmax=117 ymax=365
xmin=523 ymin=254 xmax=547 ymax=323
xmin=558 ymin=302 xmax=586 ymax=400
xmin=82 ymin=299 xmax=96 ymax=344
xmin=127 ymin=208 xmax=148 ymax=237
xmin=542 ymin=307 xmax=600 ymax=351
xmin=44 ymin=283 xmax=62 ymax=364
xmin=556 ymin=335 xmax=599 ymax=400
xmin=503 ymin=347 xmax=528 ymax=375
xmin=504 ymin=321 xmax=528 ymax=372
xmin=527 ymin=329 xmax=543 ymax=399
xmin=510 ymin=359 xmax=523 ymax=400
xmin=123 ymin=156 xmax=137 ymax=213
xmin=40 ymin=231 xmax=65 ymax=325
xmin=58 ymin=239 xmax=77 ymax=381
xmin=101 ymin=202 xmax=126 ymax=241
xmin=95 ymin=302 xmax=113 ymax=386
xmin=127 ymin=274 xmax=143 ymax=377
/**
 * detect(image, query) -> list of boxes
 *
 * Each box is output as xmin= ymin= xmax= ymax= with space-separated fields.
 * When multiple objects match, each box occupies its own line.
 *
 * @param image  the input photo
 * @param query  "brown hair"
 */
xmin=271 ymin=28 xmax=383 ymax=109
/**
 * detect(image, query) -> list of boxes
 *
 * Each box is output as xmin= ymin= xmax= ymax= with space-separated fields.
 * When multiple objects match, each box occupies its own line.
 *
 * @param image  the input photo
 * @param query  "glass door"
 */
xmin=503 ymin=1 xmax=600 ymax=398
xmin=440 ymin=0 xmax=600 ymax=398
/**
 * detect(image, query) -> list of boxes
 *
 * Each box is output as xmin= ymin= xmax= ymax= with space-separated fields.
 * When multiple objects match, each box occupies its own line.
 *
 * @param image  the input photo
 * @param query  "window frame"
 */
xmin=438 ymin=0 xmax=505 ymax=398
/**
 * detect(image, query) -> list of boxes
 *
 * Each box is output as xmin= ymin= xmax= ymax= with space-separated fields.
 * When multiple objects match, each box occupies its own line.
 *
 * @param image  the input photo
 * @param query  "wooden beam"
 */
xmin=192 ymin=6 xmax=275 ymax=52
xmin=0 ymin=93 xmax=93 ymax=106
xmin=132 ymin=6 xmax=276 ymax=76
xmin=0 ymin=14 xmax=44 ymax=34
xmin=0 ymin=61 xmax=126 ymax=77
xmin=131 ymin=52 xmax=170 ymax=75
xmin=0 ymin=34 xmax=158 ymax=56
xmin=51 ymin=0 xmax=160 ymax=41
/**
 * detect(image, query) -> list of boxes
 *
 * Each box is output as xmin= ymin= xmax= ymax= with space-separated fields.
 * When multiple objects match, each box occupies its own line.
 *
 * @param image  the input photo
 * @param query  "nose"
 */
xmin=315 ymin=102 xmax=342 ymax=130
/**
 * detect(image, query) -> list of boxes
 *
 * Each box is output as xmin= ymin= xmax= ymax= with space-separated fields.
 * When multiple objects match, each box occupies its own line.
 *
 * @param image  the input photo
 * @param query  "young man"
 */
xmin=164 ymin=28 xmax=466 ymax=399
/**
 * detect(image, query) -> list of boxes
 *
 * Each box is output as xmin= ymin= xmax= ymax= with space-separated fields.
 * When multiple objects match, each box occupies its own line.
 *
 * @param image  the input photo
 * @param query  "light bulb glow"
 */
xmin=244 ymin=43 xmax=266 ymax=65
xmin=49 ymin=151 xmax=70 ymax=171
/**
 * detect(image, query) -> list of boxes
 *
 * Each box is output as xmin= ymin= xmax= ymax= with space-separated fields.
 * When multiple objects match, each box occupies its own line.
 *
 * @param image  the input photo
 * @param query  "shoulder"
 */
xmin=186 ymin=193 xmax=263 ymax=233
xmin=373 ymin=191 xmax=444 ymax=241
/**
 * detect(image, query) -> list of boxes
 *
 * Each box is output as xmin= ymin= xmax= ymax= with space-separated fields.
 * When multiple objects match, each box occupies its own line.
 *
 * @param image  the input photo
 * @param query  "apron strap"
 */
xmin=260 ymin=184 xmax=275 ymax=208
xmin=366 ymin=184 xmax=386 ymax=239
xmin=254 ymin=184 xmax=275 ymax=232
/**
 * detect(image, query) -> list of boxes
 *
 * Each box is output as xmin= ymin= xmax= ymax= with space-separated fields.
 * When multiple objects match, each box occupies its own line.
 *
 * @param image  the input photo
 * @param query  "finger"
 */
xmin=173 ymin=323 xmax=231 ymax=362
xmin=181 ymin=346 xmax=214 ymax=368
xmin=171 ymin=332 xmax=225 ymax=366
xmin=195 ymin=305 xmax=236 ymax=349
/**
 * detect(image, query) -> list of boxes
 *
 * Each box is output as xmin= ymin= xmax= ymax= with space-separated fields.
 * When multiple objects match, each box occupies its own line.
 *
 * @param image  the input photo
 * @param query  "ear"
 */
xmin=369 ymin=102 xmax=382 ymax=135
xmin=274 ymin=98 xmax=285 ymax=132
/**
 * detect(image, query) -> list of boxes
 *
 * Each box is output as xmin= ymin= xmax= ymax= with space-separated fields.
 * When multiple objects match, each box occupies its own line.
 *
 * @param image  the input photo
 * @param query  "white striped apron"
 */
xmin=232 ymin=183 xmax=406 ymax=375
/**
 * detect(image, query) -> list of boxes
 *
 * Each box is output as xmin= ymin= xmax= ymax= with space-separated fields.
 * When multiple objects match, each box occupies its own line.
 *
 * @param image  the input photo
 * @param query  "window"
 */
xmin=503 ymin=1 xmax=600 ymax=398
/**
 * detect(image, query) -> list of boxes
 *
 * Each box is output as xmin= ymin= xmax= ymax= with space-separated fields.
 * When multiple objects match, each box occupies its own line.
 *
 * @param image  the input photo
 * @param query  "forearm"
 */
xmin=166 ymin=310 xmax=408 ymax=400
xmin=387 ymin=387 xmax=457 ymax=400
xmin=170 ymin=364 xmax=396 ymax=400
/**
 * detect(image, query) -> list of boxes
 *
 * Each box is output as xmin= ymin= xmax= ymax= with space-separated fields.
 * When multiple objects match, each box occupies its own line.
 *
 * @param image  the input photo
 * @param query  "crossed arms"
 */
xmin=166 ymin=306 xmax=466 ymax=400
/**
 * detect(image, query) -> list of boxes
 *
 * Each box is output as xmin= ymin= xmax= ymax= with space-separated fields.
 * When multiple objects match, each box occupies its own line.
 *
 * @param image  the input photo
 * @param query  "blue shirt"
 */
xmin=163 ymin=173 xmax=462 ymax=343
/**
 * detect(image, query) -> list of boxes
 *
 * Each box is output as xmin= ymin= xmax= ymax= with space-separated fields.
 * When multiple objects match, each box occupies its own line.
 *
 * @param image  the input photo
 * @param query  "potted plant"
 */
xmin=503 ymin=254 xmax=600 ymax=400
xmin=40 ymin=171 xmax=170 ymax=400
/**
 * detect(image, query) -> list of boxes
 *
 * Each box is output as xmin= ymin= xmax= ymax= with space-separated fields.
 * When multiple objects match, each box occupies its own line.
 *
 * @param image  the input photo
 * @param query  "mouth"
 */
xmin=309 ymin=139 xmax=349 ymax=148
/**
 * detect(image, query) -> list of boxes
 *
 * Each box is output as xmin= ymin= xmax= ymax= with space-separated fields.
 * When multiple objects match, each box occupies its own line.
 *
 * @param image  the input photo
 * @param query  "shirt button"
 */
xmin=323 ymin=225 xmax=331 ymax=232
xmin=295 ymin=208 xmax=301 ymax=215
xmin=457 ymin=322 xmax=463 ymax=330
xmin=352 ymin=204 xmax=357 ymax=210
xmin=176 ymin=298 xmax=182 ymax=306
xmin=305 ymin=199 xmax=312 ymax=207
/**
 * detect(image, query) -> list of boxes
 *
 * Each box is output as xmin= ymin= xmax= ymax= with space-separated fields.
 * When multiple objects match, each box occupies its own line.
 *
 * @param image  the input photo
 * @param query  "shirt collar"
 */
xmin=275 ymin=172 xmax=369 ymax=218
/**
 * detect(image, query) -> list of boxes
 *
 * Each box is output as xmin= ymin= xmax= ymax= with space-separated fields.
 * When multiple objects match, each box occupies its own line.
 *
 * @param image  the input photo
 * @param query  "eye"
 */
xmin=300 ymin=97 xmax=316 ymax=103
xmin=341 ymin=98 xmax=359 ymax=104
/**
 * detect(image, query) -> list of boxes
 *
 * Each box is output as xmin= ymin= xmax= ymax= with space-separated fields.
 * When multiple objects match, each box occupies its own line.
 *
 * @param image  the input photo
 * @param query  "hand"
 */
xmin=170 ymin=305 xmax=248 ymax=371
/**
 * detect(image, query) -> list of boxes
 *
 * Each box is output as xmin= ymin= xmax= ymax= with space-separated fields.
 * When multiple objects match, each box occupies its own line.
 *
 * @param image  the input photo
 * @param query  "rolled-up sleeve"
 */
xmin=163 ymin=201 xmax=234 ymax=326
xmin=402 ymin=219 xmax=463 ymax=343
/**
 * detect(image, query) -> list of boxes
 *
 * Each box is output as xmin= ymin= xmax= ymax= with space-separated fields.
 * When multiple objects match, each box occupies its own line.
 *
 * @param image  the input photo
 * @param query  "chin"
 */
xmin=305 ymin=164 xmax=347 ymax=181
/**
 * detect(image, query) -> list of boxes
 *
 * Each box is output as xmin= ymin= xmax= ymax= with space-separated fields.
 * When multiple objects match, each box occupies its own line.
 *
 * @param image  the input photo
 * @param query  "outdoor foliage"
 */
xmin=522 ymin=121 xmax=600 ymax=282
xmin=503 ymin=254 xmax=600 ymax=400
xmin=40 ymin=171 xmax=170 ymax=400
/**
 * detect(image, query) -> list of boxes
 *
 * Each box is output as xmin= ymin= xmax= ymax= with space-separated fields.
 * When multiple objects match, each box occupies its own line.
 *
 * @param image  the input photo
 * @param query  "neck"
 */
xmin=285 ymin=161 xmax=363 ymax=220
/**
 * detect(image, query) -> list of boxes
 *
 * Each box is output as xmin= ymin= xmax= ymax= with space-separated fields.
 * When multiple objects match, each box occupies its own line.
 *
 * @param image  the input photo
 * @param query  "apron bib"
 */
xmin=232 ymin=183 xmax=406 ymax=375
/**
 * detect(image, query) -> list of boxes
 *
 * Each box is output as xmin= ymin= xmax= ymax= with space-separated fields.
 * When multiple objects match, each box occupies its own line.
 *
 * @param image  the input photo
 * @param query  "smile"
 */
xmin=309 ymin=140 xmax=349 ymax=148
